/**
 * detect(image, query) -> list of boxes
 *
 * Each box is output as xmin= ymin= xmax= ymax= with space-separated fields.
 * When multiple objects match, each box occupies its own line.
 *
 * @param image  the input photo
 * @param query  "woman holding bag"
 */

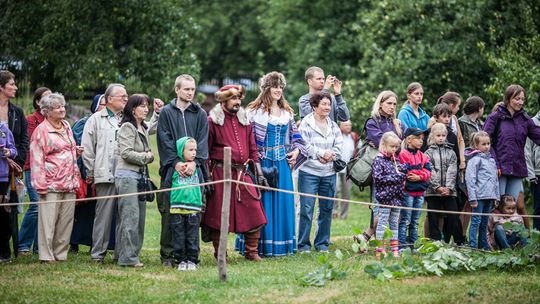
xmin=114 ymin=94 xmax=155 ymax=267
xmin=353 ymin=90 xmax=405 ymax=250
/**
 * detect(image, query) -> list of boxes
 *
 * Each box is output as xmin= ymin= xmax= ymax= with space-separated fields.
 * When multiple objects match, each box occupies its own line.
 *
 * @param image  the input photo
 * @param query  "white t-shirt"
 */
xmin=340 ymin=133 xmax=355 ymax=173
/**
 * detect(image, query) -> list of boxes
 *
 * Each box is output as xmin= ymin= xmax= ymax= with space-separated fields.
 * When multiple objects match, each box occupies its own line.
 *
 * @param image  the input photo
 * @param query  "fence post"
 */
xmin=218 ymin=147 xmax=232 ymax=281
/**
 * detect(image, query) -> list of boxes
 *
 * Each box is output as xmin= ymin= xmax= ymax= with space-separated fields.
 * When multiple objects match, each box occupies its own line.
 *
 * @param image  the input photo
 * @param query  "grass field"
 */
xmin=2 ymin=109 xmax=539 ymax=303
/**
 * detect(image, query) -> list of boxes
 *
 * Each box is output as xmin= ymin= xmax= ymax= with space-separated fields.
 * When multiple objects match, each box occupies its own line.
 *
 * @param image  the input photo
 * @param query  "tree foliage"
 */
xmin=0 ymin=0 xmax=199 ymax=98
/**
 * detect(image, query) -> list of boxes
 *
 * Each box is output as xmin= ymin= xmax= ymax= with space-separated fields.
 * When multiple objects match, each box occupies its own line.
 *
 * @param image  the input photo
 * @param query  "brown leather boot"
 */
xmin=210 ymin=229 xmax=222 ymax=260
xmin=244 ymin=230 xmax=262 ymax=262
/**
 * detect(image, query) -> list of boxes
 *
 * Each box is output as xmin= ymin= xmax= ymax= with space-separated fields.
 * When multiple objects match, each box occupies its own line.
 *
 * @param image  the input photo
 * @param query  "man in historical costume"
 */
xmin=202 ymin=85 xmax=268 ymax=262
xmin=156 ymin=74 xmax=209 ymax=267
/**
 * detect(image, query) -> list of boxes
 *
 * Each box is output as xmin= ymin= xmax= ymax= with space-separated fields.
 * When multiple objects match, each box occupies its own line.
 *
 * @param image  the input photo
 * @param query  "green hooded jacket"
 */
xmin=170 ymin=137 xmax=202 ymax=212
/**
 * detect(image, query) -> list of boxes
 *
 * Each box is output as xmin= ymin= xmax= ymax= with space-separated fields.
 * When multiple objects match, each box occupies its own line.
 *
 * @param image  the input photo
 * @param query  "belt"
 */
xmin=212 ymin=160 xmax=244 ymax=171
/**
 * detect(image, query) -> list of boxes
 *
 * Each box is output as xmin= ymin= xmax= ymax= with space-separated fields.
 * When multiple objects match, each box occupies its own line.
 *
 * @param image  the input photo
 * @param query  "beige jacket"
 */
xmin=116 ymin=122 xmax=154 ymax=173
xmin=82 ymin=107 xmax=158 ymax=184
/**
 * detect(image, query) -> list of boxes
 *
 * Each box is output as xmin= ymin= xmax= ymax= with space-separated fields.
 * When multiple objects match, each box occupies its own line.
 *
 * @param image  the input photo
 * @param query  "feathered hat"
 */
xmin=215 ymin=85 xmax=245 ymax=102
xmin=259 ymin=71 xmax=287 ymax=91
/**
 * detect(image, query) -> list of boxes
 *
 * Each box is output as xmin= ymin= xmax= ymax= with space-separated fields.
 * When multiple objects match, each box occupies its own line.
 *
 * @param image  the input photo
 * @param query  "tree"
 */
xmin=0 ymin=0 xmax=199 ymax=99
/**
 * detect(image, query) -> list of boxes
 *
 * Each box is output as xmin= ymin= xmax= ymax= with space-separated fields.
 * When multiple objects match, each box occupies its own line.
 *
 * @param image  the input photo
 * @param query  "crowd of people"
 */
xmin=0 ymin=67 xmax=537 ymax=269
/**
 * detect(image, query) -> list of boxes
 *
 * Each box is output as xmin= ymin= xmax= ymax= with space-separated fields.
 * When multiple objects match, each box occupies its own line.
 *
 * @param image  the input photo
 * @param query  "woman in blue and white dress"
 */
xmin=235 ymin=71 xmax=307 ymax=257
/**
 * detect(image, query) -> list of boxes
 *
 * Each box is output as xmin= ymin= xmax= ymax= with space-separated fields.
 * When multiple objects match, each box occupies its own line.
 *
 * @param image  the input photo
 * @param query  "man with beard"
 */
xmin=156 ymin=74 xmax=209 ymax=267
xmin=202 ymin=85 xmax=268 ymax=261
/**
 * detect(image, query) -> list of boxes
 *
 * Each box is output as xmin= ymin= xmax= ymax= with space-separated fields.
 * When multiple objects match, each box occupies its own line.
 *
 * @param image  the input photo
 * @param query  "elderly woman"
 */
xmin=297 ymin=91 xmax=343 ymax=253
xmin=235 ymin=71 xmax=307 ymax=257
xmin=0 ymin=70 xmax=28 ymax=263
xmin=30 ymin=93 xmax=81 ymax=263
xmin=354 ymin=90 xmax=405 ymax=249
xmin=115 ymin=94 xmax=154 ymax=268
xmin=18 ymin=87 xmax=52 ymax=255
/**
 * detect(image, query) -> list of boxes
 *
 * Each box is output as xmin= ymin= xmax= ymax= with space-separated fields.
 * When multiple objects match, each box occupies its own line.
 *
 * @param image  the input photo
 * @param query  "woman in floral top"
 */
xmin=30 ymin=93 xmax=82 ymax=263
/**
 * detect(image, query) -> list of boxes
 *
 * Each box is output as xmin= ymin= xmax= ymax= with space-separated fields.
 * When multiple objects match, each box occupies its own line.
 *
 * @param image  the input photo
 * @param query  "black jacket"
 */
xmin=8 ymin=102 xmax=28 ymax=167
xmin=157 ymin=99 xmax=209 ymax=184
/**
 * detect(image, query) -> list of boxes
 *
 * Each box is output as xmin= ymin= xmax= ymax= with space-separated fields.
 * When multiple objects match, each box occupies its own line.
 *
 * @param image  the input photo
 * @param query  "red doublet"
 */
xmin=202 ymin=110 xmax=267 ymax=233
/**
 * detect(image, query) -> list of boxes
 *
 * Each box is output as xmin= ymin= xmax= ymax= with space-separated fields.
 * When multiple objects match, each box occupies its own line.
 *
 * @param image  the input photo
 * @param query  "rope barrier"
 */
xmin=3 ymin=177 xmax=540 ymax=219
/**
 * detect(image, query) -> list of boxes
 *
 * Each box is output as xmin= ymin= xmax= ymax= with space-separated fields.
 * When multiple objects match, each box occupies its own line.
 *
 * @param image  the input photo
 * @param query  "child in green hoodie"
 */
xmin=170 ymin=137 xmax=202 ymax=271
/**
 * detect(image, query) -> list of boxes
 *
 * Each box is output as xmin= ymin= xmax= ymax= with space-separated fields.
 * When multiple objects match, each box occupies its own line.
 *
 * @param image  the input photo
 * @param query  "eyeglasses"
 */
xmin=111 ymin=94 xmax=129 ymax=99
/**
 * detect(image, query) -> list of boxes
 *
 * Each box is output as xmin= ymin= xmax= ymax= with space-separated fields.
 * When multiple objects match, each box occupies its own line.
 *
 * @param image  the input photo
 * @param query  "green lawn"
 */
xmin=2 ymin=197 xmax=539 ymax=303
xmin=3 ymin=124 xmax=539 ymax=303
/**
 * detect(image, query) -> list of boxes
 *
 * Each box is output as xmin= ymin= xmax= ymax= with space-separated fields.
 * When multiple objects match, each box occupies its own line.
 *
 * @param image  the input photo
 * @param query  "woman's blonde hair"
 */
xmin=371 ymin=90 xmax=402 ymax=137
xmin=428 ymin=123 xmax=448 ymax=145
xmin=379 ymin=131 xmax=401 ymax=153
xmin=470 ymin=131 xmax=490 ymax=149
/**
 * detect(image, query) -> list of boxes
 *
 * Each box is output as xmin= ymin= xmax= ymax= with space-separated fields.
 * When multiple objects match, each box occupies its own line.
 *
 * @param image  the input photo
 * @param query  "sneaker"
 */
xmin=18 ymin=250 xmax=31 ymax=256
xmin=299 ymin=250 xmax=311 ymax=254
xmin=186 ymin=261 xmax=198 ymax=271
xmin=318 ymin=250 xmax=329 ymax=254
xmin=177 ymin=261 xmax=187 ymax=271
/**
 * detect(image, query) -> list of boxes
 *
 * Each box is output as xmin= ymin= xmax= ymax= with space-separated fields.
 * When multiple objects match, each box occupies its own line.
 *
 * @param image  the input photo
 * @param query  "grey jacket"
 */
xmin=425 ymin=144 xmax=458 ymax=197
xmin=525 ymin=112 xmax=540 ymax=181
xmin=116 ymin=122 xmax=154 ymax=173
xmin=82 ymin=107 xmax=158 ymax=184
xmin=465 ymin=151 xmax=500 ymax=202
xmin=299 ymin=89 xmax=350 ymax=122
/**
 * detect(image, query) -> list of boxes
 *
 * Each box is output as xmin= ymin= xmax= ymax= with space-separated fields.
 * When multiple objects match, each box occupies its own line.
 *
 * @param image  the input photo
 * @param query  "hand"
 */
xmin=531 ymin=178 xmax=538 ymax=185
xmin=146 ymin=151 xmax=154 ymax=161
xmin=86 ymin=176 xmax=94 ymax=184
xmin=153 ymin=98 xmax=164 ymax=114
xmin=407 ymin=173 xmax=421 ymax=182
xmin=322 ymin=150 xmax=334 ymax=161
xmin=498 ymin=169 xmax=501 ymax=177
xmin=182 ymin=161 xmax=197 ymax=177
xmin=470 ymin=200 xmax=478 ymax=208
xmin=318 ymin=157 xmax=329 ymax=164
xmin=332 ymin=78 xmax=342 ymax=95
xmin=175 ymin=162 xmax=188 ymax=177
xmin=286 ymin=149 xmax=300 ymax=167
xmin=324 ymin=75 xmax=334 ymax=90
xmin=3 ymin=148 xmax=10 ymax=158
xmin=459 ymin=162 xmax=466 ymax=170
xmin=203 ymin=181 xmax=214 ymax=196
xmin=76 ymin=146 xmax=84 ymax=158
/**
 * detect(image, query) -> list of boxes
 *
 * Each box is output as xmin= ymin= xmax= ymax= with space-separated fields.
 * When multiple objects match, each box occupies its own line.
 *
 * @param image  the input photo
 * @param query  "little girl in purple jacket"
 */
xmin=0 ymin=122 xmax=17 ymax=207
xmin=372 ymin=131 xmax=406 ymax=259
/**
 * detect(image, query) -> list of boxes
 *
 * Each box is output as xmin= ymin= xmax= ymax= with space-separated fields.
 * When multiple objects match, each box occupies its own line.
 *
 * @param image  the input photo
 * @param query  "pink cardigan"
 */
xmin=30 ymin=120 xmax=80 ymax=194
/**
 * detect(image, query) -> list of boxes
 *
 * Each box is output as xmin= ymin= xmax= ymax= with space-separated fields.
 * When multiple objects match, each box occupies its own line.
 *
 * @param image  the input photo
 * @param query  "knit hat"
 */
xmin=215 ymin=85 xmax=245 ymax=103
xmin=259 ymin=71 xmax=287 ymax=91
xmin=90 ymin=94 xmax=104 ymax=113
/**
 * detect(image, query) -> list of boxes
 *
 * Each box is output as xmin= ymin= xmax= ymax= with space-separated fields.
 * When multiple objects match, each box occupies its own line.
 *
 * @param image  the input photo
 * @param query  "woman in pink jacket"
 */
xmin=30 ymin=93 xmax=82 ymax=263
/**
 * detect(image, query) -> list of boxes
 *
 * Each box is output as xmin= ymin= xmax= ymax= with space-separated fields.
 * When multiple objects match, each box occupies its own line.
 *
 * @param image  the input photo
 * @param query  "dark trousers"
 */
xmin=530 ymin=179 xmax=540 ymax=231
xmin=426 ymin=196 xmax=463 ymax=245
xmin=171 ymin=213 xmax=201 ymax=264
xmin=157 ymin=191 xmax=174 ymax=263
xmin=0 ymin=206 xmax=13 ymax=259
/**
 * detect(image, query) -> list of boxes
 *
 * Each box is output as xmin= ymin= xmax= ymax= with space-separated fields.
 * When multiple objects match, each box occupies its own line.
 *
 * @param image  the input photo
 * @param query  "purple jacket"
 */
xmin=365 ymin=115 xmax=405 ymax=148
xmin=483 ymin=105 xmax=540 ymax=178
xmin=372 ymin=153 xmax=406 ymax=206
xmin=0 ymin=123 xmax=17 ymax=182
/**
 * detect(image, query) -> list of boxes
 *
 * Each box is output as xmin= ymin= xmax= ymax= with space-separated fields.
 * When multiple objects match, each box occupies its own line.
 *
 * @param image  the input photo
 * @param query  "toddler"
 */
xmin=465 ymin=131 xmax=499 ymax=250
xmin=398 ymin=128 xmax=431 ymax=250
xmin=488 ymin=195 xmax=527 ymax=249
xmin=170 ymin=137 xmax=202 ymax=271
xmin=372 ymin=132 xmax=406 ymax=258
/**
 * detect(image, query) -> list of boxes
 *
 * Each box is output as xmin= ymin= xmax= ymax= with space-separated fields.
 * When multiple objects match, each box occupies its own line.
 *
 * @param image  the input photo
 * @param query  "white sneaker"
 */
xmin=177 ymin=261 xmax=187 ymax=271
xmin=187 ymin=261 xmax=198 ymax=271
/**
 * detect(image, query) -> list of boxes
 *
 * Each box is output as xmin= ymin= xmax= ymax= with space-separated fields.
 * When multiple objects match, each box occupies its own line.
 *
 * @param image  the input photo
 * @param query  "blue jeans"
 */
xmin=297 ymin=171 xmax=336 ymax=252
xmin=469 ymin=199 xmax=493 ymax=249
xmin=498 ymin=175 xmax=522 ymax=200
xmin=398 ymin=193 xmax=423 ymax=249
xmin=494 ymin=225 xmax=527 ymax=249
xmin=18 ymin=170 xmax=39 ymax=252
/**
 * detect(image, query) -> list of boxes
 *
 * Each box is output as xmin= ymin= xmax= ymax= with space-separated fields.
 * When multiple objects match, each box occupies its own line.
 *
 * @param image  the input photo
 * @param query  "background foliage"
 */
xmin=1 ymin=0 xmax=540 ymax=122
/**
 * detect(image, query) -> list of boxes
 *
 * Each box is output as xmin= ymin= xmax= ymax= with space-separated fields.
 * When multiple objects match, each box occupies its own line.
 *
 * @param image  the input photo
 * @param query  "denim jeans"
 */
xmin=494 ymin=225 xmax=527 ymax=249
xmin=18 ymin=170 xmax=40 ymax=252
xmin=297 ymin=171 xmax=336 ymax=252
xmin=171 ymin=213 xmax=201 ymax=264
xmin=498 ymin=175 xmax=522 ymax=200
xmin=398 ymin=193 xmax=423 ymax=249
xmin=469 ymin=199 xmax=493 ymax=249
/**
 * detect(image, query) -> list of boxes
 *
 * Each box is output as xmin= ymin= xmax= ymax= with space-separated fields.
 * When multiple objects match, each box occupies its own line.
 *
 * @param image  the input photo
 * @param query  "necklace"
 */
xmin=49 ymin=119 xmax=63 ymax=130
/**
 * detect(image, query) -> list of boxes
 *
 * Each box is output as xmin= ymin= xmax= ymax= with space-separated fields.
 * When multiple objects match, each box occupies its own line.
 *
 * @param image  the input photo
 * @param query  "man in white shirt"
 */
xmin=333 ymin=120 xmax=358 ymax=219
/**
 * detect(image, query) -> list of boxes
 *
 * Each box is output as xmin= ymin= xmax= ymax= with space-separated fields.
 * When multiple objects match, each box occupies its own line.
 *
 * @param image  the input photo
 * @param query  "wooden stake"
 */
xmin=218 ymin=147 xmax=232 ymax=281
